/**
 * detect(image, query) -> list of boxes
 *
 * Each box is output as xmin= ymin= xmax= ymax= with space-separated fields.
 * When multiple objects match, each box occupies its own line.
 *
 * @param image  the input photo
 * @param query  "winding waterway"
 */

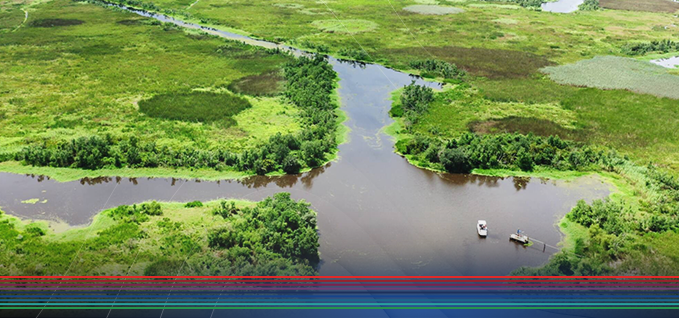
xmin=0 ymin=4 xmax=610 ymax=276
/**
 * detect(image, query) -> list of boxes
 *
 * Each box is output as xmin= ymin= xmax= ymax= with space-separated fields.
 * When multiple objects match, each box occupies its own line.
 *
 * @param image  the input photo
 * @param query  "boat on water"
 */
xmin=510 ymin=229 xmax=529 ymax=244
xmin=477 ymin=220 xmax=488 ymax=237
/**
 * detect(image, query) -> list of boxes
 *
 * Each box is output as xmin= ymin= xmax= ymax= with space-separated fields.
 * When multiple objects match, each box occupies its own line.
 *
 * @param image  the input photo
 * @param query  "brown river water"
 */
xmin=0 ymin=5 xmax=610 ymax=276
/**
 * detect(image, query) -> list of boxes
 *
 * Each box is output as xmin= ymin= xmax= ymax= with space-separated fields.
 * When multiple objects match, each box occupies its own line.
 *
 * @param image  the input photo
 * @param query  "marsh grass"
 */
xmin=0 ymin=0 xmax=298 ymax=162
xmin=386 ymin=46 xmax=554 ymax=79
xmin=227 ymin=70 xmax=285 ymax=96
xmin=0 ymin=6 xmax=24 ymax=31
xmin=311 ymin=19 xmax=378 ymax=34
xmin=29 ymin=18 xmax=84 ymax=27
xmin=402 ymin=5 xmax=464 ymax=14
xmin=139 ymin=91 xmax=252 ymax=127
xmin=469 ymin=117 xmax=585 ymax=140
xmin=403 ymin=85 xmax=578 ymax=140
xmin=599 ymin=0 xmax=679 ymax=13
xmin=476 ymin=77 xmax=679 ymax=169
xmin=541 ymin=56 xmax=679 ymax=99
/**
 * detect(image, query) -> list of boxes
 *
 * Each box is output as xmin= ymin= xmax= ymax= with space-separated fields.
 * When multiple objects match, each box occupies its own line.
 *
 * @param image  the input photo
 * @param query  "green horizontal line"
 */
xmin=5 ymin=307 xmax=679 ymax=310
xmin=2 ymin=303 xmax=679 ymax=306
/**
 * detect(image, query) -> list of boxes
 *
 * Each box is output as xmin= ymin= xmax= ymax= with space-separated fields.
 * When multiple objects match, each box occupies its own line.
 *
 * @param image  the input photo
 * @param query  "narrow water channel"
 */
xmin=0 ymin=4 xmax=610 ymax=276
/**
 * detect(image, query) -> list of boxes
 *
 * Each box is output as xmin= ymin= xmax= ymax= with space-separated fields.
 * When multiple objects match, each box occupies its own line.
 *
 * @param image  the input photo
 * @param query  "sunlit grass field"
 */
xmin=104 ymin=0 xmax=679 ymax=171
xmin=114 ymin=0 xmax=678 ymax=68
xmin=0 ymin=0 xmax=301 ymax=161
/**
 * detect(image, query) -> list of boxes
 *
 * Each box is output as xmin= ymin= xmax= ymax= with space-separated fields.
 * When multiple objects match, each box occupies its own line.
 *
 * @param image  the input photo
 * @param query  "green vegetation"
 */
xmin=0 ymin=0 xmax=299 ymax=174
xmin=139 ymin=91 xmax=252 ymax=127
xmin=0 ymin=4 xmax=25 ymax=32
xmin=579 ymin=0 xmax=600 ymax=11
xmin=475 ymin=78 xmax=679 ymax=169
xmin=184 ymin=200 xmax=203 ymax=208
xmin=402 ymin=5 xmax=465 ymax=15
xmin=599 ymin=0 xmax=679 ymax=13
xmin=622 ymin=39 xmax=679 ymax=56
xmin=1 ymin=0 xmax=343 ymax=178
xmin=514 ymin=160 xmax=679 ymax=275
xmin=541 ymin=56 xmax=679 ymax=99
xmin=106 ymin=0 xmax=678 ymax=69
xmin=478 ymin=0 xmax=544 ymax=8
xmin=0 ymin=193 xmax=319 ymax=275
xmin=227 ymin=70 xmax=285 ymax=96
xmin=409 ymin=59 xmax=466 ymax=80
xmin=311 ymin=19 xmax=378 ymax=34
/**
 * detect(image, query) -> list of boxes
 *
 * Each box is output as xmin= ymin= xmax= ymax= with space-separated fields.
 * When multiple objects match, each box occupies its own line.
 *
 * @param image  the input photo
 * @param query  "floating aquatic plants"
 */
xmin=541 ymin=56 xmax=679 ymax=99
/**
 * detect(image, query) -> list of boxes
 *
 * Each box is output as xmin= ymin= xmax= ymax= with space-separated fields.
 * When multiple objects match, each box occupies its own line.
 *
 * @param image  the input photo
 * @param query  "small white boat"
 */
xmin=477 ymin=220 xmax=488 ymax=237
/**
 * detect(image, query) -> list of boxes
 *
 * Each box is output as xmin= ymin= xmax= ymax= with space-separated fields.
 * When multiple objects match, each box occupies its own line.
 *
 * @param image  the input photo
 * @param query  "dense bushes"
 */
xmin=13 ymin=54 xmax=339 ymax=175
xmin=208 ymin=193 xmax=319 ymax=262
xmin=337 ymin=47 xmax=371 ymax=61
xmin=396 ymin=132 xmax=607 ymax=173
xmin=184 ymin=201 xmax=203 ymax=208
xmin=212 ymin=200 xmax=240 ymax=219
xmin=392 ymin=82 xmax=435 ymax=126
xmin=109 ymin=201 xmax=163 ymax=223
xmin=409 ymin=59 xmax=465 ymax=80
xmin=622 ymin=39 xmax=679 ymax=56
xmin=578 ymin=0 xmax=600 ymax=10
xmin=392 ymin=83 xmax=615 ymax=173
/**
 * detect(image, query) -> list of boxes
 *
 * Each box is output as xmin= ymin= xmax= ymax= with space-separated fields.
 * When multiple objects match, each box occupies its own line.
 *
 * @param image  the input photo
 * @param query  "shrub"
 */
xmin=25 ymin=226 xmax=46 ymax=237
xmin=184 ymin=201 xmax=203 ymax=208
xmin=579 ymin=0 xmax=600 ymax=10
xmin=409 ymin=59 xmax=465 ymax=80
xmin=337 ymin=47 xmax=371 ymax=61
xmin=400 ymin=82 xmax=434 ymax=120
xmin=212 ymin=201 xmax=240 ymax=219
xmin=282 ymin=154 xmax=302 ymax=174
xmin=516 ymin=149 xmax=533 ymax=171
xmin=208 ymin=227 xmax=237 ymax=248
xmin=439 ymin=148 xmax=471 ymax=173
xmin=301 ymin=140 xmax=325 ymax=167
xmin=622 ymin=39 xmax=679 ymax=56
xmin=140 ymin=201 xmax=163 ymax=216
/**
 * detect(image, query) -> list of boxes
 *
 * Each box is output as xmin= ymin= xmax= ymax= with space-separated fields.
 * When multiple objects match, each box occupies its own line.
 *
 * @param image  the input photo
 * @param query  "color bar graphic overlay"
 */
xmin=0 ymin=276 xmax=679 ymax=310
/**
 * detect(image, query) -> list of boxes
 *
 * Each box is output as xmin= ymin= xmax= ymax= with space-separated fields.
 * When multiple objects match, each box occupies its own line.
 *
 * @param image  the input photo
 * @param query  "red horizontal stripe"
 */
xmin=3 ymin=279 xmax=679 ymax=284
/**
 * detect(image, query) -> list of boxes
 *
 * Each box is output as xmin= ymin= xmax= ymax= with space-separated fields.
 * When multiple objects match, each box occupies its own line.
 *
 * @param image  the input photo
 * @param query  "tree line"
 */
xmin=408 ymin=59 xmax=465 ymax=80
xmin=578 ymin=0 xmax=599 ymax=11
xmin=13 ymin=54 xmax=339 ymax=175
xmin=622 ymin=39 xmax=679 ymax=56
